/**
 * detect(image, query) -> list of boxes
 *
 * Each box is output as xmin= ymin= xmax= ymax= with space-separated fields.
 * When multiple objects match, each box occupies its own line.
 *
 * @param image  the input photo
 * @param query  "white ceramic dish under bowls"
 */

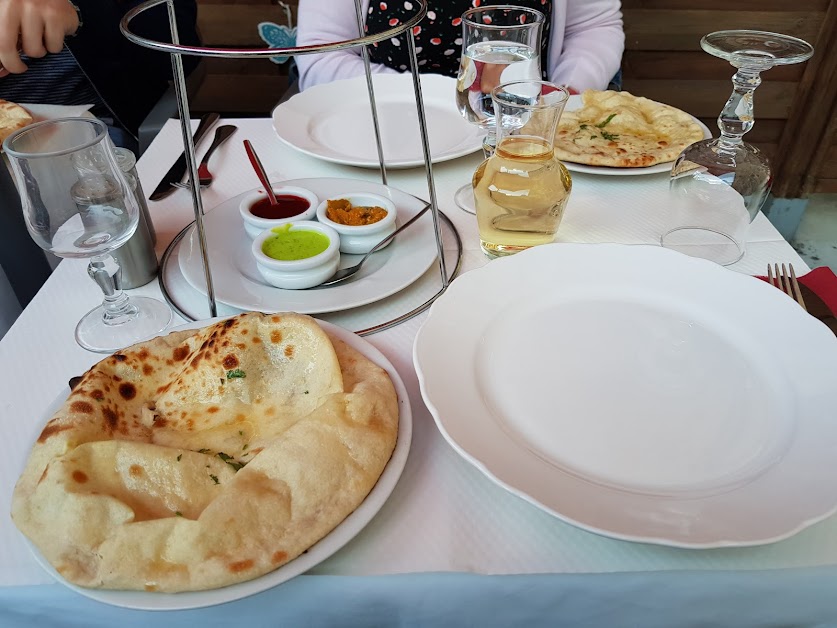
xmin=316 ymin=192 xmax=397 ymax=255
xmin=252 ymin=221 xmax=340 ymax=290
xmin=239 ymin=185 xmax=319 ymax=239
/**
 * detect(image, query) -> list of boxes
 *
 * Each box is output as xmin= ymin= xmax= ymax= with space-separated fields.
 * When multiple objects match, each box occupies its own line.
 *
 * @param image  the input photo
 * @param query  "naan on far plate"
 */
xmin=554 ymin=90 xmax=705 ymax=168
xmin=0 ymin=99 xmax=32 ymax=144
xmin=12 ymin=312 xmax=399 ymax=592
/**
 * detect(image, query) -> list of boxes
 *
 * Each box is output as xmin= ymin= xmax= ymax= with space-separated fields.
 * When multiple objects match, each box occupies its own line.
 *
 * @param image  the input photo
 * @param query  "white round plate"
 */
xmin=178 ymin=178 xmax=438 ymax=314
xmin=560 ymin=95 xmax=712 ymax=176
xmin=414 ymin=243 xmax=837 ymax=548
xmin=272 ymin=74 xmax=483 ymax=169
xmin=25 ymin=317 xmax=413 ymax=610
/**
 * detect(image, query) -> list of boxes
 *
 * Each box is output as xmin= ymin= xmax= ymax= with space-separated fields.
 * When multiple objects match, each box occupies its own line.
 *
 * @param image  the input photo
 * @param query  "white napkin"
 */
xmin=18 ymin=103 xmax=94 ymax=122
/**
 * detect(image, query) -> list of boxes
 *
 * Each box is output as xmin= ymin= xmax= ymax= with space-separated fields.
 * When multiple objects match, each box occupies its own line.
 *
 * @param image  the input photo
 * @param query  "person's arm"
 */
xmin=295 ymin=0 xmax=396 ymax=91
xmin=548 ymin=0 xmax=624 ymax=92
xmin=0 ymin=0 xmax=79 ymax=75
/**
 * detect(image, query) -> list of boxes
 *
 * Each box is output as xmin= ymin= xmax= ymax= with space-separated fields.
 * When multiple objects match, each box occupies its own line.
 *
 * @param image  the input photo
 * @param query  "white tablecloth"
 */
xmin=2 ymin=118 xmax=830 ymax=598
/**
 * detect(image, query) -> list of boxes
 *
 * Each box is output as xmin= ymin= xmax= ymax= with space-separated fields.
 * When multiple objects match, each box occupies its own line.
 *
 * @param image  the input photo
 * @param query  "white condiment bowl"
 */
xmin=239 ymin=186 xmax=319 ymax=240
xmin=251 ymin=221 xmax=340 ymax=290
xmin=315 ymin=192 xmax=397 ymax=255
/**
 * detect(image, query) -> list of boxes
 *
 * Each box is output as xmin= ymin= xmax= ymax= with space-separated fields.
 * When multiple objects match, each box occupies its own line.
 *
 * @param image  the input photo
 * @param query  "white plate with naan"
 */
xmin=414 ymin=243 xmax=837 ymax=548
xmin=23 ymin=317 xmax=413 ymax=610
xmin=272 ymin=73 xmax=484 ymax=169
xmin=558 ymin=95 xmax=712 ymax=176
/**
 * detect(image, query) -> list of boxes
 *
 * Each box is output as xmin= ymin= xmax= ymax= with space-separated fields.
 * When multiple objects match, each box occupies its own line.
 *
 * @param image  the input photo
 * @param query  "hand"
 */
xmin=0 ymin=0 xmax=79 ymax=75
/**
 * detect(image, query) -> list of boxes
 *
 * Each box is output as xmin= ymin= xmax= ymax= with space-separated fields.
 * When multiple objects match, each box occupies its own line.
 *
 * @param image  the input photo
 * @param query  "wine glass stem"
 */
xmin=717 ymin=67 xmax=762 ymax=149
xmin=483 ymin=129 xmax=497 ymax=158
xmin=88 ymin=254 xmax=138 ymax=326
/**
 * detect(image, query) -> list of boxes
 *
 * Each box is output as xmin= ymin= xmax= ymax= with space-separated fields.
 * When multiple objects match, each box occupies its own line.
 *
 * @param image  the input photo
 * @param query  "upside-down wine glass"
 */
xmin=4 ymin=118 xmax=172 ymax=352
xmin=662 ymin=30 xmax=814 ymax=266
xmin=454 ymin=4 xmax=544 ymax=214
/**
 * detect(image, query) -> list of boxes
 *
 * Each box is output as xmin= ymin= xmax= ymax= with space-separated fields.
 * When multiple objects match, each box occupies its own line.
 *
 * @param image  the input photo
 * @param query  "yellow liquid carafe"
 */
xmin=473 ymin=81 xmax=572 ymax=258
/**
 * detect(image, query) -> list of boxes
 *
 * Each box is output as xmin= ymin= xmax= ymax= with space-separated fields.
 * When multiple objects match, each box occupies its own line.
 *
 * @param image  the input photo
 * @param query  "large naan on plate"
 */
xmin=12 ymin=312 xmax=398 ymax=592
xmin=554 ymin=90 xmax=705 ymax=168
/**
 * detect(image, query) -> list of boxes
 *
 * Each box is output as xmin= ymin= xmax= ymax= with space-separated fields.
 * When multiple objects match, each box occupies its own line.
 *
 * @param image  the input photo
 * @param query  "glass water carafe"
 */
xmin=474 ymin=81 xmax=571 ymax=258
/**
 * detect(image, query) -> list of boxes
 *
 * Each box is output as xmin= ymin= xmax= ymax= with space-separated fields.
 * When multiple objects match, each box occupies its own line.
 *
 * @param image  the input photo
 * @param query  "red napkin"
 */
xmin=759 ymin=267 xmax=837 ymax=335
xmin=796 ymin=267 xmax=837 ymax=315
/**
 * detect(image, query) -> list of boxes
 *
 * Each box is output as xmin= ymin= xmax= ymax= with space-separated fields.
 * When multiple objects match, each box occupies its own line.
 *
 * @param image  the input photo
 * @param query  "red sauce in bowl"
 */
xmin=250 ymin=195 xmax=310 ymax=220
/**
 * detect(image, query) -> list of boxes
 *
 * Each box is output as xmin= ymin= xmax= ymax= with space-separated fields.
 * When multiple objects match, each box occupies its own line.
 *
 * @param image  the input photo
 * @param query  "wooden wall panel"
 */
xmin=623 ymin=10 xmax=823 ymax=51
xmin=191 ymin=0 xmax=299 ymax=115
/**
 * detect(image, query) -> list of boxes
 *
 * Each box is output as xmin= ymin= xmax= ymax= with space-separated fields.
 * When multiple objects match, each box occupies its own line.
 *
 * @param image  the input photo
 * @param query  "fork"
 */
xmin=767 ymin=263 xmax=807 ymax=311
xmin=172 ymin=124 xmax=237 ymax=190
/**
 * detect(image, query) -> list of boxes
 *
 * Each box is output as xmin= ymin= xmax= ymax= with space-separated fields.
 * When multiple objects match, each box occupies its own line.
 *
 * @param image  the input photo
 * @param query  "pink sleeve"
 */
xmin=296 ymin=0 xmax=398 ymax=91
xmin=548 ymin=0 xmax=624 ymax=92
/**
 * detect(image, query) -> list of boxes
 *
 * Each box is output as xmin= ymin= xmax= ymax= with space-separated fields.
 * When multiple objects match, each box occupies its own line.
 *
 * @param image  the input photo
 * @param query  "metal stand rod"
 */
xmin=406 ymin=29 xmax=448 ymax=288
xmin=354 ymin=0 xmax=388 ymax=186
xmin=166 ymin=0 xmax=216 ymax=318
xmin=123 ymin=0 xmax=454 ymax=330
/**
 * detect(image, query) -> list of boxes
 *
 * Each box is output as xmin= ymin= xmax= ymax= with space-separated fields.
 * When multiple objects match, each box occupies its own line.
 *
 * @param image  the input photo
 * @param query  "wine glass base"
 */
xmin=661 ymin=227 xmax=745 ymax=267
xmin=75 ymin=296 xmax=173 ymax=353
xmin=454 ymin=183 xmax=477 ymax=215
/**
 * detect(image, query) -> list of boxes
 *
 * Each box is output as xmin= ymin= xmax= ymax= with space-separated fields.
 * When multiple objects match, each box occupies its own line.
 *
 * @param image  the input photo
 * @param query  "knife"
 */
xmin=149 ymin=112 xmax=220 ymax=201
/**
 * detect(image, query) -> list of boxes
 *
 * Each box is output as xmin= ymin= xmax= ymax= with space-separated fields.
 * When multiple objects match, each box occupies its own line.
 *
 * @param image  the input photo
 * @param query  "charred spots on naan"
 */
xmin=102 ymin=407 xmax=119 ymax=431
xmin=207 ymin=406 xmax=220 ymax=414
xmin=152 ymin=415 xmax=168 ymax=428
xmin=271 ymin=315 xmax=282 ymax=323
xmin=227 ymin=559 xmax=255 ymax=574
xmin=37 ymin=421 xmax=72 ymax=443
xmin=271 ymin=550 xmax=288 ymax=564
xmin=172 ymin=345 xmax=190 ymax=362
xmin=222 ymin=354 xmax=239 ymax=369
xmin=284 ymin=345 xmax=295 ymax=358
xmin=112 ymin=354 xmax=128 ymax=363
xmin=129 ymin=464 xmax=144 ymax=478
xmin=143 ymin=364 xmax=154 ymax=376
xmin=119 ymin=383 xmax=137 ymax=401
xmin=71 ymin=470 xmax=88 ymax=483
xmin=70 ymin=400 xmax=94 ymax=414
xmin=270 ymin=330 xmax=283 ymax=344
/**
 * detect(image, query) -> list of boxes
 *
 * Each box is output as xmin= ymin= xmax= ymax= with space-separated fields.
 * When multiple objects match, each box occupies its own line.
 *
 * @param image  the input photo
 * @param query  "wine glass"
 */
xmin=454 ymin=4 xmax=545 ymax=214
xmin=662 ymin=31 xmax=814 ymax=265
xmin=4 ymin=118 xmax=172 ymax=352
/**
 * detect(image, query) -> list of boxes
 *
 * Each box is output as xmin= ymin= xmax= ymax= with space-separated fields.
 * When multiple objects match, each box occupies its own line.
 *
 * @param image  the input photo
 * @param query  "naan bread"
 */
xmin=12 ymin=313 xmax=399 ymax=592
xmin=0 ymin=99 xmax=32 ymax=144
xmin=554 ymin=90 xmax=705 ymax=168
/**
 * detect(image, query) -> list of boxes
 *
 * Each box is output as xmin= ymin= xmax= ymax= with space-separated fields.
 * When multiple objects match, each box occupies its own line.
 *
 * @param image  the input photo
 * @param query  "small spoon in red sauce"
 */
xmin=250 ymin=195 xmax=310 ymax=220
xmin=243 ymin=139 xmax=280 ymax=208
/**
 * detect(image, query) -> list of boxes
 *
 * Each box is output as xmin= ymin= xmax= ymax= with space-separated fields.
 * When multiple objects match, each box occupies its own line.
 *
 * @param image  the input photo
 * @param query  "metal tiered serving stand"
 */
xmin=119 ymin=0 xmax=462 ymax=335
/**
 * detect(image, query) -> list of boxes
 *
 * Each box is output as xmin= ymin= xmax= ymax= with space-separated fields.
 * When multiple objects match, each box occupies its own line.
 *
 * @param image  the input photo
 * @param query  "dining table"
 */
xmin=2 ymin=115 xmax=837 ymax=628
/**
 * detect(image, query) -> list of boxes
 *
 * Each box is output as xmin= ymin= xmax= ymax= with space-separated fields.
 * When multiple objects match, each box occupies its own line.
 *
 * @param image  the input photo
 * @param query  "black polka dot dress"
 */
xmin=365 ymin=0 xmax=553 ymax=78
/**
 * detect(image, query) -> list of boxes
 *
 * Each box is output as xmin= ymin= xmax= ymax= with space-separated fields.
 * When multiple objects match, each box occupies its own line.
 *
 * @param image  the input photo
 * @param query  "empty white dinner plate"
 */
xmin=559 ymin=95 xmax=712 ymax=176
xmin=413 ymin=244 xmax=837 ymax=548
xmin=272 ymin=74 xmax=484 ymax=168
